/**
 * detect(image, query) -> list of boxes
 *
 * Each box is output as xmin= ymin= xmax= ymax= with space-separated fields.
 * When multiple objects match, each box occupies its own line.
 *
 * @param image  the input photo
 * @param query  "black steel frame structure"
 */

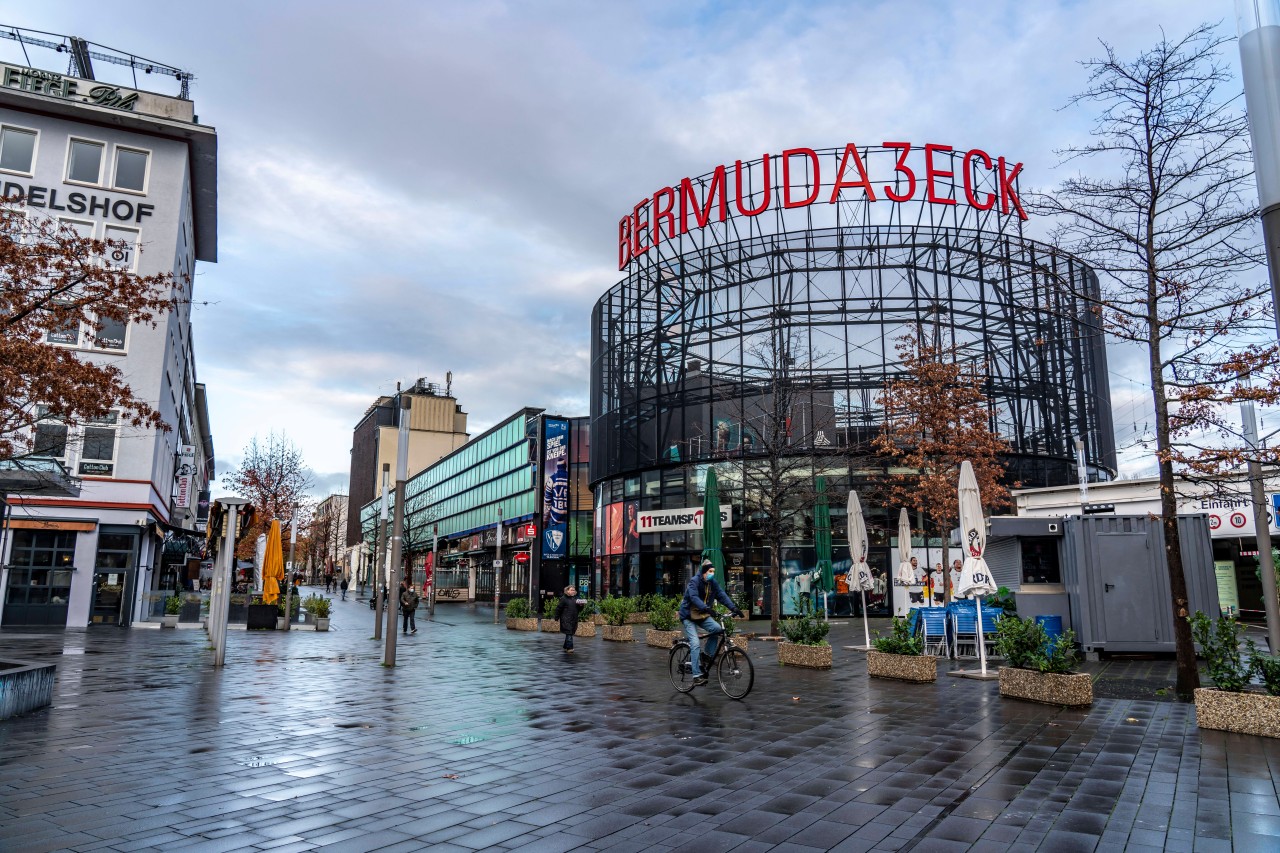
xmin=591 ymin=144 xmax=1117 ymax=491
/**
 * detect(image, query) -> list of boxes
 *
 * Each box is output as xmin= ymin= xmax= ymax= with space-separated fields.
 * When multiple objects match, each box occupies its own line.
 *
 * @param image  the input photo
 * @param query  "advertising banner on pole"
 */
xmin=542 ymin=418 xmax=569 ymax=559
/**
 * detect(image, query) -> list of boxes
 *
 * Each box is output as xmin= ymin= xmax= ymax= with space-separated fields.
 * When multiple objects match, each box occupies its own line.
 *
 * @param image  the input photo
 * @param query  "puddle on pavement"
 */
xmin=335 ymin=722 xmax=373 ymax=729
xmin=450 ymin=734 xmax=487 ymax=745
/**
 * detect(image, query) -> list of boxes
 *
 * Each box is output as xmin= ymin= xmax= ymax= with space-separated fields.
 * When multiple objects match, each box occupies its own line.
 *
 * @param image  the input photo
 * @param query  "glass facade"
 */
xmin=358 ymin=409 xmax=592 ymax=602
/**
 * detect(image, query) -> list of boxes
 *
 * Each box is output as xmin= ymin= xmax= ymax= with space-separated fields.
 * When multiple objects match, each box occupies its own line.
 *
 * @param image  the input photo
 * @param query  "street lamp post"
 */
xmin=212 ymin=497 xmax=248 ymax=667
xmin=384 ymin=394 xmax=410 ymax=666
xmin=372 ymin=463 xmax=389 ymax=640
xmin=283 ymin=513 xmax=297 ymax=632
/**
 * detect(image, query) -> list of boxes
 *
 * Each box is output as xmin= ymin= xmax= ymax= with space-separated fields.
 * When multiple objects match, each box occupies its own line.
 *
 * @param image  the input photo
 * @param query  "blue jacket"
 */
xmin=679 ymin=574 xmax=737 ymax=620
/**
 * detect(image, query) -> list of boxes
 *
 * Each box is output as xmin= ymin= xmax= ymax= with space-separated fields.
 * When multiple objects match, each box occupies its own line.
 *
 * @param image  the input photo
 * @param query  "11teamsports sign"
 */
xmin=618 ymin=142 xmax=1028 ymax=269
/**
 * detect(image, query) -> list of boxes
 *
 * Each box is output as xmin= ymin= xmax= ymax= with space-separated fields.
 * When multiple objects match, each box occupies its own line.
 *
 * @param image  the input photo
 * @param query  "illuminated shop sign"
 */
xmin=636 ymin=506 xmax=733 ymax=533
xmin=618 ymin=142 xmax=1028 ymax=269
xmin=3 ymin=64 xmax=138 ymax=111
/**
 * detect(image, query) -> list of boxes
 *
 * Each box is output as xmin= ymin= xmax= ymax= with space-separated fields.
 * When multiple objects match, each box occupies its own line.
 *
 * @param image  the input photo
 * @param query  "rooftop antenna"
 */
xmin=446 ymin=371 xmax=452 ymax=397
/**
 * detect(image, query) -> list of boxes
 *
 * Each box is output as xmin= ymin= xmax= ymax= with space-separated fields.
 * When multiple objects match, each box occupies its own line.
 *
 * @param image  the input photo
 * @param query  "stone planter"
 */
xmin=575 ymin=623 xmax=597 ymax=639
xmin=505 ymin=617 xmax=539 ymax=631
xmin=999 ymin=668 xmax=1093 ymax=707
xmin=315 ymin=617 xmax=330 ymax=632
xmin=160 ymin=614 xmax=179 ymax=629
xmin=540 ymin=620 xmax=563 ymax=633
xmin=0 ymin=659 xmax=56 ymax=721
xmin=592 ymin=614 xmax=605 ymax=626
xmin=728 ymin=635 xmax=749 ymax=651
xmin=1194 ymin=688 xmax=1280 ymax=738
xmin=625 ymin=612 xmax=650 ymax=624
xmin=275 ymin=616 xmax=288 ymax=630
xmin=646 ymin=628 xmax=682 ymax=648
xmin=867 ymin=650 xmax=937 ymax=682
xmin=602 ymin=624 xmax=635 ymax=642
xmin=778 ymin=642 xmax=832 ymax=669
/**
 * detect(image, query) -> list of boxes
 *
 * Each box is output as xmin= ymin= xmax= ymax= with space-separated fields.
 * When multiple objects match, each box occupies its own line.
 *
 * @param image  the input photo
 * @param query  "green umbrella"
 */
xmin=814 ymin=476 xmax=833 ymax=616
xmin=701 ymin=467 xmax=725 ymax=585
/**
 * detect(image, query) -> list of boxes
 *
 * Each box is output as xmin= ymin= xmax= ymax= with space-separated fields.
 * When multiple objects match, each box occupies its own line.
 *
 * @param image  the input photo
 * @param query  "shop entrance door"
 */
xmin=2 ymin=530 xmax=76 ymax=627
xmin=89 ymin=531 xmax=138 ymax=626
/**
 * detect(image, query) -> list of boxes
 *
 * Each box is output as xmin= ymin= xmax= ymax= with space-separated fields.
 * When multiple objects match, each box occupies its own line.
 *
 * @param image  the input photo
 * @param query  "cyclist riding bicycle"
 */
xmin=680 ymin=559 xmax=744 ymax=686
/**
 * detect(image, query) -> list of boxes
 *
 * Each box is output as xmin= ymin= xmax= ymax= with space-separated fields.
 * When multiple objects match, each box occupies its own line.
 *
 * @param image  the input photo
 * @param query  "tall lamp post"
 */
xmin=212 ymin=497 xmax=248 ymax=667
xmin=384 ymin=394 xmax=410 ymax=666
xmin=1239 ymin=0 xmax=1280 ymax=338
xmin=283 ymin=512 xmax=297 ymax=632
xmin=372 ymin=463 xmax=390 ymax=640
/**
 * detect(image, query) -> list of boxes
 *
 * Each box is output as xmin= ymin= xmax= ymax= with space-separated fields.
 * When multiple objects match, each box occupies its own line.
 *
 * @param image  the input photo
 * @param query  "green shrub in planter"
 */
xmin=302 ymin=594 xmax=331 ymax=619
xmin=1251 ymin=649 xmax=1280 ymax=696
xmin=598 ymin=594 xmax=635 ymax=627
xmin=164 ymin=594 xmax=182 ymax=616
xmin=872 ymin=617 xmax=923 ymax=656
xmin=988 ymin=586 xmax=1017 ymax=617
xmin=1189 ymin=611 xmax=1252 ymax=692
xmin=780 ymin=608 xmax=830 ymax=646
xmin=649 ymin=596 xmax=678 ymax=631
xmin=542 ymin=597 xmax=560 ymax=619
xmin=505 ymin=598 xmax=532 ymax=619
xmin=994 ymin=615 xmax=1080 ymax=673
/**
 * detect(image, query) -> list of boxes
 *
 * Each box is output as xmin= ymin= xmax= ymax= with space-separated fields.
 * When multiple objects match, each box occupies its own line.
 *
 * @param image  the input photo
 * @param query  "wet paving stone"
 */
xmin=3 ymin=595 xmax=1280 ymax=851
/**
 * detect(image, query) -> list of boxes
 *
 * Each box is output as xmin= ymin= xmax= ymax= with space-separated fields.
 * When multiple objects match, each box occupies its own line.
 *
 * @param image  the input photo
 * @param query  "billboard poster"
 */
xmin=594 ymin=490 xmax=604 ymax=557
xmin=607 ymin=502 xmax=624 ymax=555
xmin=542 ymin=418 xmax=569 ymax=559
xmin=624 ymin=500 xmax=639 ymax=553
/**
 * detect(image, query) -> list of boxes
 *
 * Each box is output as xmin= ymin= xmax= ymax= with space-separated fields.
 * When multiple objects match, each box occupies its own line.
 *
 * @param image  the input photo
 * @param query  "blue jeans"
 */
xmin=682 ymin=616 xmax=722 ymax=677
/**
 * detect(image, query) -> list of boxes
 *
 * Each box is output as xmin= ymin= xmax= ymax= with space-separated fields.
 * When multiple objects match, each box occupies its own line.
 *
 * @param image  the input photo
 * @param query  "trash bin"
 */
xmin=1034 ymin=615 xmax=1063 ymax=641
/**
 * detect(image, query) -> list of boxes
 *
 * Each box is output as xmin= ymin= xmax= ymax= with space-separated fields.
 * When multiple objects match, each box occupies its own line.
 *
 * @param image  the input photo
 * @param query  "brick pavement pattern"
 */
xmin=2 ymin=590 xmax=1280 ymax=852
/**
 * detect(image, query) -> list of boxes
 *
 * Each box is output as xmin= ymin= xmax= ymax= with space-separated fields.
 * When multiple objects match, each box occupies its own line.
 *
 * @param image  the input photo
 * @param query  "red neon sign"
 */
xmin=618 ymin=142 xmax=1027 ymax=270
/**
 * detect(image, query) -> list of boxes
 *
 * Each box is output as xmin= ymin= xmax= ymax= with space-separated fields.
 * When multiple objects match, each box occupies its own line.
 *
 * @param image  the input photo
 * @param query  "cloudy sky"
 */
xmin=13 ymin=0 xmax=1237 ymax=497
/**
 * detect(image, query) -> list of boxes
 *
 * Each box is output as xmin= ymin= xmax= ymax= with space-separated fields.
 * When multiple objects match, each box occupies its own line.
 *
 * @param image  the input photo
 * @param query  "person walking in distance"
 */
xmin=400 ymin=582 xmax=419 ymax=634
xmin=680 ymin=559 xmax=744 ymax=686
xmin=555 ymin=585 xmax=585 ymax=653
xmin=340 ymin=575 xmax=349 ymax=601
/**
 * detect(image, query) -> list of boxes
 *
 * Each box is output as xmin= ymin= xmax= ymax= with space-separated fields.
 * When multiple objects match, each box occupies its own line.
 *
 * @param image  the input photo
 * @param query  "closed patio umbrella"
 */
xmin=261 ymin=519 xmax=284 ymax=605
xmin=814 ymin=477 xmax=833 ymax=618
xmin=701 ymin=467 xmax=725 ymax=586
xmin=896 ymin=508 xmax=915 ymax=617
xmin=847 ymin=490 xmax=873 ymax=648
xmin=958 ymin=461 xmax=998 ymax=675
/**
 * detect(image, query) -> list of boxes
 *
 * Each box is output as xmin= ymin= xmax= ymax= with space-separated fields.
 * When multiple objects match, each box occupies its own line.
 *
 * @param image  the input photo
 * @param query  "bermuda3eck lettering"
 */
xmin=618 ymin=141 xmax=1028 ymax=269
xmin=2 ymin=181 xmax=154 ymax=224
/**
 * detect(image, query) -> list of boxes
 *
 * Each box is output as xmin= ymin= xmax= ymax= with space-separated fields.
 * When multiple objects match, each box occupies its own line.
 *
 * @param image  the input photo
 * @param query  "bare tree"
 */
xmin=1030 ymin=24 xmax=1279 ymax=699
xmin=872 ymin=336 xmax=1014 ymax=603
xmin=222 ymin=432 xmax=315 ymax=558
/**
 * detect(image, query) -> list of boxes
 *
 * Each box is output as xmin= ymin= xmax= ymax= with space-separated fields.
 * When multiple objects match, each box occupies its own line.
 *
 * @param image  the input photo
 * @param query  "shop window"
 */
xmin=67 ymin=138 xmax=104 ymax=185
xmin=79 ymin=411 xmax=119 ymax=476
xmin=32 ymin=412 xmax=68 ymax=460
xmin=1021 ymin=538 xmax=1061 ymax=584
xmin=103 ymin=225 xmax=138 ymax=271
xmin=112 ymin=147 xmax=149 ymax=192
xmin=0 ymin=125 xmax=36 ymax=174
xmin=45 ymin=309 xmax=80 ymax=345
xmin=91 ymin=312 xmax=127 ymax=350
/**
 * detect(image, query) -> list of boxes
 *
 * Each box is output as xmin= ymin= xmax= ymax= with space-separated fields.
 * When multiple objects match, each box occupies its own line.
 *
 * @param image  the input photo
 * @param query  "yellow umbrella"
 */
xmin=261 ymin=519 xmax=284 ymax=604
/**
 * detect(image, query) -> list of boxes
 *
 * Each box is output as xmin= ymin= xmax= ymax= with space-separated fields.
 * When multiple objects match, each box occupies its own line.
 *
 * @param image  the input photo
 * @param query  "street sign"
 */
xmin=493 ymin=560 xmax=503 ymax=568
xmin=524 ymin=524 xmax=536 ymax=537
xmin=514 ymin=552 xmax=529 ymax=564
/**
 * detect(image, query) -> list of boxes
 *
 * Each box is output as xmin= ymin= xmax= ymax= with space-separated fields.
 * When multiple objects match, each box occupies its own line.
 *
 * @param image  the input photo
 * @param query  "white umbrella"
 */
xmin=895 ymin=508 xmax=915 ymax=616
xmin=847 ymin=491 xmax=873 ymax=647
xmin=958 ymin=460 xmax=998 ymax=674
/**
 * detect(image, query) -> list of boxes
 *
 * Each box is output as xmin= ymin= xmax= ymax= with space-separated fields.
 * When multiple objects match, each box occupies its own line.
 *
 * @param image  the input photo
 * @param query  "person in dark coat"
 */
xmin=680 ymin=559 xmax=743 ymax=685
xmin=554 ymin=585 xmax=585 ymax=653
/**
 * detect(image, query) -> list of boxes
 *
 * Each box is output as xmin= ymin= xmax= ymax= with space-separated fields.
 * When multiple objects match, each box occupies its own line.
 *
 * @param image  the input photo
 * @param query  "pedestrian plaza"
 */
xmin=1 ymin=590 xmax=1278 ymax=852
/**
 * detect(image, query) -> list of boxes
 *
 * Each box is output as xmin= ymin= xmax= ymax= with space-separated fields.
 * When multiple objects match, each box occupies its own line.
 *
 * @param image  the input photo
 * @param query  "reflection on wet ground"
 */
xmin=0 ymin=589 xmax=1276 ymax=852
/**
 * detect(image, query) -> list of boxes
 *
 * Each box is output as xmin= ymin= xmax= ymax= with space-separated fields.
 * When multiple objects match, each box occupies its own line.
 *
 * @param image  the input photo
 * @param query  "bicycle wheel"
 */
xmin=669 ymin=643 xmax=695 ymax=693
xmin=718 ymin=647 xmax=754 ymax=699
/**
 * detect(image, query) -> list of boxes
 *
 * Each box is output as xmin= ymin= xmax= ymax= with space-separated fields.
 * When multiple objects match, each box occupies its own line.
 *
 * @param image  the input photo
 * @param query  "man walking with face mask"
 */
xmin=680 ymin=559 xmax=744 ymax=686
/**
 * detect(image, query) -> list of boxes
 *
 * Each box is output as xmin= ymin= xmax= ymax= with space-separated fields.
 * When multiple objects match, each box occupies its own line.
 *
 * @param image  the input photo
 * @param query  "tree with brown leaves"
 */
xmin=872 ymin=336 xmax=1013 ymax=603
xmin=1029 ymin=25 xmax=1278 ymax=699
xmin=222 ymin=432 xmax=315 ymax=558
xmin=1 ymin=199 xmax=178 ymax=467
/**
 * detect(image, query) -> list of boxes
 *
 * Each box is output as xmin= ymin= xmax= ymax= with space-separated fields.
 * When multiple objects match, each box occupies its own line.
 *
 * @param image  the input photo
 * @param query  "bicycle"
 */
xmin=668 ymin=624 xmax=754 ymax=699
